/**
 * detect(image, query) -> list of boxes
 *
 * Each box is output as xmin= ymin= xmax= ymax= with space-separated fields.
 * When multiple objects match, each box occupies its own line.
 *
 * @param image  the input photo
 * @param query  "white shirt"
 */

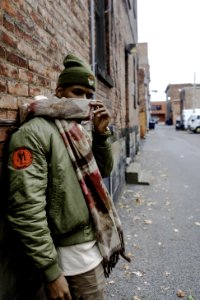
xmin=57 ymin=241 xmax=102 ymax=276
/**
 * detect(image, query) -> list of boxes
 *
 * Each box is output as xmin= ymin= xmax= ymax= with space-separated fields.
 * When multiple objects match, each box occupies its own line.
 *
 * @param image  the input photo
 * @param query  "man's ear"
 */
xmin=56 ymin=86 xmax=63 ymax=98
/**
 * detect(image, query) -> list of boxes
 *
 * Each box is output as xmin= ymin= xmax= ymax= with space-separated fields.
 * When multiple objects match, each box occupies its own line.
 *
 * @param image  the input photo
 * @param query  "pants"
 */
xmin=66 ymin=263 xmax=105 ymax=300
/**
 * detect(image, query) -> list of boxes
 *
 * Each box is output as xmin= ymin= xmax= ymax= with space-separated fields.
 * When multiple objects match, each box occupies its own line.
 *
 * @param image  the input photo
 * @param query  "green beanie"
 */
xmin=57 ymin=54 xmax=96 ymax=91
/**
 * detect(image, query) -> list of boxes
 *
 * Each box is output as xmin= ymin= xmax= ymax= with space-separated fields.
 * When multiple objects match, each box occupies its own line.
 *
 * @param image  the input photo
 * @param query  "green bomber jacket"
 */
xmin=7 ymin=117 xmax=113 ymax=282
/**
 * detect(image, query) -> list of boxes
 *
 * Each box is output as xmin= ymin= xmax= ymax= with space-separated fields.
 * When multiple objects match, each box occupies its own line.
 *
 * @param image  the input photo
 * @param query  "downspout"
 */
xmin=89 ymin=0 xmax=95 ymax=76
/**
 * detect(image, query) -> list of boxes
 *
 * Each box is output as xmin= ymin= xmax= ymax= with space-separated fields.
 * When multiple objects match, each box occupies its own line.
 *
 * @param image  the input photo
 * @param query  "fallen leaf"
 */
xmin=123 ymin=264 xmax=130 ymax=270
xmin=127 ymin=252 xmax=134 ymax=258
xmin=133 ymin=243 xmax=140 ymax=249
xmin=147 ymin=201 xmax=156 ymax=206
xmin=161 ymin=173 xmax=167 ymax=178
xmin=126 ymin=234 xmax=132 ymax=240
xmin=144 ymin=219 xmax=153 ymax=225
xmin=132 ymin=271 xmax=143 ymax=277
xmin=195 ymin=222 xmax=200 ymax=226
xmin=176 ymin=289 xmax=186 ymax=297
xmin=135 ymin=197 xmax=144 ymax=204
xmin=160 ymin=286 xmax=170 ymax=291
xmin=188 ymin=296 xmax=195 ymax=300
xmin=127 ymin=208 xmax=133 ymax=213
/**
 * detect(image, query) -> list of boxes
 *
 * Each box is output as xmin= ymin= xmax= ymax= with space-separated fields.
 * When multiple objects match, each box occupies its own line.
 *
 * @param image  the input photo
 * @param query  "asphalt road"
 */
xmin=105 ymin=124 xmax=200 ymax=300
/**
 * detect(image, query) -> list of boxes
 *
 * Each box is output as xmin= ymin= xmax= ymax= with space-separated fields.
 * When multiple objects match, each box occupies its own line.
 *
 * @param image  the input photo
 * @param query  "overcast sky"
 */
xmin=137 ymin=0 xmax=200 ymax=101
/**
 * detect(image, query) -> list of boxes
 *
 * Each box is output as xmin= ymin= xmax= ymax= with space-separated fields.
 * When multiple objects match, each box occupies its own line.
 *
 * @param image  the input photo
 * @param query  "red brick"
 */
xmin=0 ymin=9 xmax=3 ymax=26
xmin=1 ymin=31 xmax=17 ymax=48
xmin=17 ymin=40 xmax=37 ymax=59
xmin=0 ymin=127 xmax=9 ymax=142
xmin=30 ymin=10 xmax=44 ymax=27
xmin=37 ymin=76 xmax=51 ymax=88
xmin=0 ymin=94 xmax=18 ymax=110
xmin=7 ymin=81 xmax=28 ymax=96
xmin=12 ymin=0 xmax=29 ymax=14
xmin=1 ymin=0 xmax=18 ymax=18
xmin=28 ymin=60 xmax=45 ymax=76
xmin=0 ymin=45 xmax=6 ymax=59
xmin=7 ymin=52 xmax=28 ymax=68
xmin=19 ymin=69 xmax=36 ymax=84
xmin=0 ymin=79 xmax=7 ymax=93
xmin=3 ymin=13 xmax=15 ymax=33
xmin=0 ymin=110 xmax=17 ymax=121
xmin=14 ymin=23 xmax=32 ymax=42
xmin=0 ymin=62 xmax=19 ymax=79
xmin=29 ymin=86 xmax=43 ymax=96
xmin=6 ymin=110 xmax=18 ymax=120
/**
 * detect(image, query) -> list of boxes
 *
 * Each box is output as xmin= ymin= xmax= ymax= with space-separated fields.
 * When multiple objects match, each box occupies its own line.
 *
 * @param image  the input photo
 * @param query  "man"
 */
xmin=7 ymin=54 xmax=130 ymax=300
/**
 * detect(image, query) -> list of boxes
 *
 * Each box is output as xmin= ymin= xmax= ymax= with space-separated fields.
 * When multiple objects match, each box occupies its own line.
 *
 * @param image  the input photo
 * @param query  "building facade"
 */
xmin=0 ymin=0 xmax=140 ymax=297
xmin=137 ymin=42 xmax=150 ymax=138
xmin=165 ymin=84 xmax=193 ymax=124
xmin=150 ymin=101 xmax=166 ymax=123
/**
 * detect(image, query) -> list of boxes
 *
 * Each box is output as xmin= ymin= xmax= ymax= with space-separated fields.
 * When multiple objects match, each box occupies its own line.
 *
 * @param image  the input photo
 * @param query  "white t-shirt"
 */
xmin=56 ymin=241 xmax=102 ymax=276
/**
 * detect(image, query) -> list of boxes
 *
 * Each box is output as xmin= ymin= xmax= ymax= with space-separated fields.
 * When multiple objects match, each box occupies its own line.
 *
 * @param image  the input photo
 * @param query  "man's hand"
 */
xmin=46 ymin=275 xmax=72 ymax=300
xmin=90 ymin=100 xmax=111 ymax=134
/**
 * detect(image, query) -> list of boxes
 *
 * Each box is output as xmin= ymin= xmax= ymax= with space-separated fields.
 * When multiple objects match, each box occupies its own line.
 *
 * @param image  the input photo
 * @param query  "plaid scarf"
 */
xmin=20 ymin=96 xmax=131 ymax=277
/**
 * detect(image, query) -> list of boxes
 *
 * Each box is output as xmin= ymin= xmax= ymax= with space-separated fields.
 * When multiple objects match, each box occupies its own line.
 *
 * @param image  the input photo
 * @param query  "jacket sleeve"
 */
xmin=7 ymin=125 xmax=62 ymax=283
xmin=92 ymin=130 xmax=113 ymax=178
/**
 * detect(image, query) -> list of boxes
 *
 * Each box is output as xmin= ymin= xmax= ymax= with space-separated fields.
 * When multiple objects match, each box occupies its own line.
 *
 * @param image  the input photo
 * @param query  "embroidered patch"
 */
xmin=12 ymin=148 xmax=33 ymax=169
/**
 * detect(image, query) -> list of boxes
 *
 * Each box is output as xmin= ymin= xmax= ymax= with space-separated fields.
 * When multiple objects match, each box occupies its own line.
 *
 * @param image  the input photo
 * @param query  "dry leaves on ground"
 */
xmin=176 ymin=289 xmax=186 ymax=297
xmin=144 ymin=219 xmax=153 ymax=225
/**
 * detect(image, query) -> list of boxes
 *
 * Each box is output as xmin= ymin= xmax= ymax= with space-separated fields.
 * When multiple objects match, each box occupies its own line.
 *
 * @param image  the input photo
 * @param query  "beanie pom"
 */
xmin=63 ymin=54 xmax=81 ymax=68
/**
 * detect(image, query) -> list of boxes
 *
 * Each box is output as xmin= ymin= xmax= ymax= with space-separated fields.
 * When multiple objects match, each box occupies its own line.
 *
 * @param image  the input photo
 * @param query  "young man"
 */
xmin=7 ymin=54 xmax=130 ymax=300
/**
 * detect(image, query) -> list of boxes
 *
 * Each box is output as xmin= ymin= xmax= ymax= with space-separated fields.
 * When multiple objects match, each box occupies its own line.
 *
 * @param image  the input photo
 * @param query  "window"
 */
xmin=151 ymin=105 xmax=162 ymax=111
xmin=95 ymin=0 xmax=113 ymax=87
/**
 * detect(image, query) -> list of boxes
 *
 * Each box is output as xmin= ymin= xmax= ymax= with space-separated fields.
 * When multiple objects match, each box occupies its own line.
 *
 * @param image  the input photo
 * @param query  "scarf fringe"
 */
xmin=103 ymin=251 xmax=120 ymax=278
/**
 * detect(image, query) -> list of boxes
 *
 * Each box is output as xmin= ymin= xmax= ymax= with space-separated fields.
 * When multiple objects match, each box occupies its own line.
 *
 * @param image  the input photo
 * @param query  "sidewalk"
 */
xmin=105 ymin=126 xmax=199 ymax=300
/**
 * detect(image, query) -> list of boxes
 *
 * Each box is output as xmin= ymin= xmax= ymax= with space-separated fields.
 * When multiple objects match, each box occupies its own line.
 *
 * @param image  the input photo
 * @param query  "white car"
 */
xmin=188 ymin=114 xmax=200 ymax=133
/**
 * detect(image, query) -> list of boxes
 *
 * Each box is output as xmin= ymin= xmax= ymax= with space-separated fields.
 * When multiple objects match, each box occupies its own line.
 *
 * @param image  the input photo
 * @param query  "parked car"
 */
xmin=188 ymin=114 xmax=200 ymax=133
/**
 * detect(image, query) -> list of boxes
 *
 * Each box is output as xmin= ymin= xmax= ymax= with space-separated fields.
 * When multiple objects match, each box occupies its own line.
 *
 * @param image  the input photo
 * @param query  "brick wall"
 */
xmin=0 ymin=0 xmax=91 ymax=178
xmin=1 ymin=0 xmax=139 ymax=193
xmin=0 ymin=1 xmax=139 ymax=296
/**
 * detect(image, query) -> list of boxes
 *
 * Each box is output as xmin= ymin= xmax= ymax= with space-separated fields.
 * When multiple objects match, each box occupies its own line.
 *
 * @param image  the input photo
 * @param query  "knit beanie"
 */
xmin=57 ymin=54 xmax=96 ymax=91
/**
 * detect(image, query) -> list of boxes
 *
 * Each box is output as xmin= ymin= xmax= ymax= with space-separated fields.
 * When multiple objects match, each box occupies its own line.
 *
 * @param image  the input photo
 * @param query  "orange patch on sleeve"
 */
xmin=12 ymin=148 xmax=33 ymax=169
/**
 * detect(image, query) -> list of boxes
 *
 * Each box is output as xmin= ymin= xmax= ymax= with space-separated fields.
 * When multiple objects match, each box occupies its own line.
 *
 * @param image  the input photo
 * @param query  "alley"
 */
xmin=105 ymin=125 xmax=200 ymax=300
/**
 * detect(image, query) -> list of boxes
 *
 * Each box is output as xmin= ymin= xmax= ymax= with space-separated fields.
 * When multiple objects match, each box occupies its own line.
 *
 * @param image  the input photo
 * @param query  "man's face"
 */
xmin=56 ymin=85 xmax=94 ymax=99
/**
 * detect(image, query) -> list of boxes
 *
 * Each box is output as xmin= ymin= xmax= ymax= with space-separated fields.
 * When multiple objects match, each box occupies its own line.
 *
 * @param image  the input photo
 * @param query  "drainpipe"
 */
xmin=89 ymin=0 xmax=95 ymax=76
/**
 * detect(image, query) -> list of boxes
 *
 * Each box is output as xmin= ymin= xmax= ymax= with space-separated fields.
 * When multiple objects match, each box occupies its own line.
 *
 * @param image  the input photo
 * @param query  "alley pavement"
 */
xmin=105 ymin=124 xmax=200 ymax=300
